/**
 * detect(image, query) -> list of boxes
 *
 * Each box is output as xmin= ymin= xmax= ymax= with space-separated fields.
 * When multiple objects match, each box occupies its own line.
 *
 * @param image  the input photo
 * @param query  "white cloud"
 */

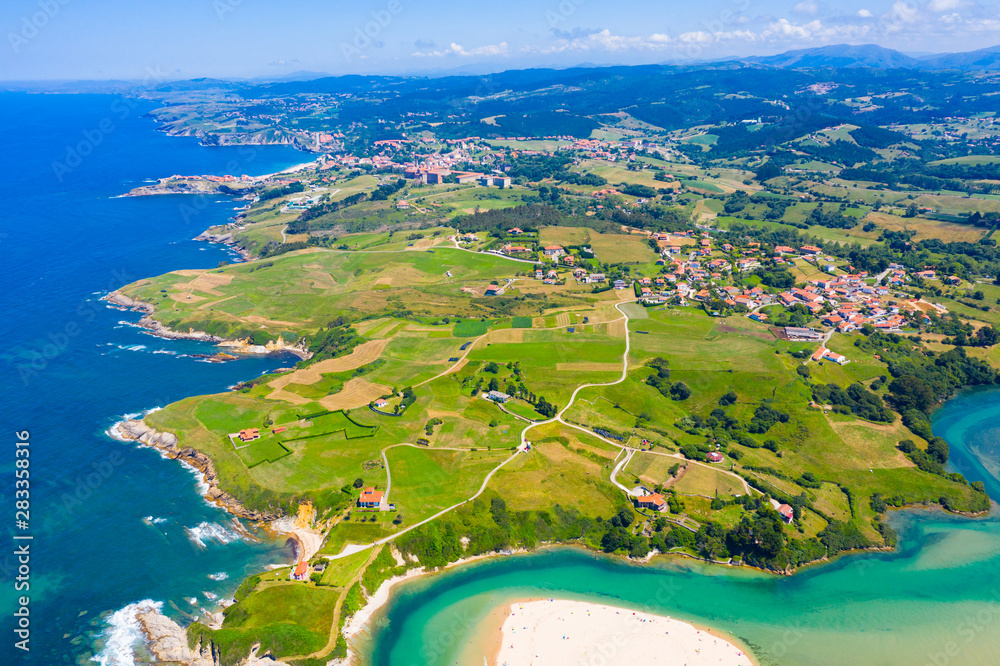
xmin=857 ymin=9 xmax=873 ymax=18
xmin=535 ymin=29 xmax=676 ymax=54
xmin=413 ymin=41 xmax=509 ymax=58
xmin=793 ymin=0 xmax=820 ymax=15
xmin=678 ymin=31 xmax=713 ymax=44
xmin=766 ymin=18 xmax=819 ymax=39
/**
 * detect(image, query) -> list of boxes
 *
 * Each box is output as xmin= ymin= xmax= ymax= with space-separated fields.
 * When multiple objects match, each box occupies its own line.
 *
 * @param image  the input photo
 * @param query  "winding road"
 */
xmin=327 ymin=296 xmax=753 ymax=560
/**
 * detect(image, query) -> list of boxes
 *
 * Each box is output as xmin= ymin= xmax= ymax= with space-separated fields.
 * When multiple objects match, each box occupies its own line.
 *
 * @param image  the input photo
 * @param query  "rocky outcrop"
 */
xmin=194 ymin=230 xmax=251 ymax=261
xmin=136 ymin=606 xmax=292 ymax=666
xmin=219 ymin=336 xmax=312 ymax=360
xmin=113 ymin=420 xmax=279 ymax=522
xmin=108 ymin=290 xmax=311 ymax=359
xmin=105 ymin=291 xmax=226 ymax=342
xmin=124 ymin=179 xmax=223 ymax=197
xmin=136 ymin=607 xmax=215 ymax=666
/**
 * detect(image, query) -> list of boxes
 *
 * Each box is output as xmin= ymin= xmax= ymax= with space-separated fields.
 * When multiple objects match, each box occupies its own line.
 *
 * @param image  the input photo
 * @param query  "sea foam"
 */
xmin=184 ymin=521 xmax=241 ymax=549
xmin=90 ymin=599 xmax=162 ymax=666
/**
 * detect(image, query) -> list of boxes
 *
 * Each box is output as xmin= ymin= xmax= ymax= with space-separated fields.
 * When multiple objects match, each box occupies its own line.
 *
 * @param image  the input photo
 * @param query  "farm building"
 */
xmin=358 ymin=487 xmax=384 ymax=509
xmin=485 ymin=390 xmax=511 ymax=403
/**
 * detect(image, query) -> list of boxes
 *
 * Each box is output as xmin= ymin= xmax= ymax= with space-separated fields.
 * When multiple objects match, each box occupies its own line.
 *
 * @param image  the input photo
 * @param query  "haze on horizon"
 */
xmin=2 ymin=0 xmax=1000 ymax=81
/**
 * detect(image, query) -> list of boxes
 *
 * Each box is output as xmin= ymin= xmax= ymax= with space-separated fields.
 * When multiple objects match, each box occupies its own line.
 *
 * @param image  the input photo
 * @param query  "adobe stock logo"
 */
xmin=340 ymin=0 xmax=404 ymax=62
xmin=7 ymin=0 xmax=71 ymax=53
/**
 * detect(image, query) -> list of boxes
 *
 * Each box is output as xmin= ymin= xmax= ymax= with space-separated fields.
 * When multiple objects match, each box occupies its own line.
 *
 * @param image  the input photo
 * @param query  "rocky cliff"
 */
xmin=113 ymin=420 xmax=279 ymax=522
xmin=136 ymin=604 xmax=292 ymax=666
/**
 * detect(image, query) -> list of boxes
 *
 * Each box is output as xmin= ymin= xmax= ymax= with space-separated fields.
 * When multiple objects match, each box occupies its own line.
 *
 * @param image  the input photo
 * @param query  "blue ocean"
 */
xmin=0 ymin=92 xmax=307 ymax=664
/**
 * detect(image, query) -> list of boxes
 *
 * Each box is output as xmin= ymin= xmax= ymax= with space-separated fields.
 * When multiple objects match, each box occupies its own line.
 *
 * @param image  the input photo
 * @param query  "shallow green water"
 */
xmin=364 ymin=388 xmax=1000 ymax=666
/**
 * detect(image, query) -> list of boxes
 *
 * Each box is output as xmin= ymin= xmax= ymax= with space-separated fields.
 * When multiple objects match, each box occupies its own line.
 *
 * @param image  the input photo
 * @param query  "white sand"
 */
xmin=495 ymin=599 xmax=754 ymax=666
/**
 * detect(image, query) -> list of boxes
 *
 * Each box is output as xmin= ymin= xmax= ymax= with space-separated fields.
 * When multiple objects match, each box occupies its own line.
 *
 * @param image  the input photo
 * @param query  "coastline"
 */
xmin=104 ymin=290 xmax=313 ymax=360
xmin=110 ymin=418 xmax=281 ymax=523
xmin=193 ymin=229 xmax=252 ymax=262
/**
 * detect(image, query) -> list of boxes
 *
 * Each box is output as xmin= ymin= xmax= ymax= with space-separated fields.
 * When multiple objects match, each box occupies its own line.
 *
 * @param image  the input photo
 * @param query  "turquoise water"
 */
xmin=932 ymin=386 xmax=1000 ymax=499
xmin=366 ymin=387 xmax=1000 ymax=666
xmin=0 ymin=92 xmax=307 ymax=664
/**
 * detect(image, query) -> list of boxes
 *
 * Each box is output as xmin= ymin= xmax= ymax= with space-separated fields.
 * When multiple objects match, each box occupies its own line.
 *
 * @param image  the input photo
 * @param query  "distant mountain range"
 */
xmin=742 ymin=43 xmax=1000 ymax=71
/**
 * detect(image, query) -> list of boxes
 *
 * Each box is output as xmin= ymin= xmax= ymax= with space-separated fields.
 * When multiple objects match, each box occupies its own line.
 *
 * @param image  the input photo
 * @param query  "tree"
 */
xmin=353 ymin=478 xmax=364 ymax=489
xmin=976 ymin=326 xmax=1000 ymax=347
xmin=535 ymin=396 xmax=557 ymax=418
xmin=755 ymin=161 xmax=782 ymax=182
xmin=927 ymin=437 xmax=950 ymax=465
xmin=889 ymin=375 xmax=936 ymax=413
xmin=490 ymin=496 xmax=510 ymax=530
xmin=670 ymin=381 xmax=691 ymax=401
xmin=719 ymin=390 xmax=738 ymax=406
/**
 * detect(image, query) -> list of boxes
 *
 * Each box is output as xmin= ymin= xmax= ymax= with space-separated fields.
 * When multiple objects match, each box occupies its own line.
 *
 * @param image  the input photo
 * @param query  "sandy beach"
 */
xmin=492 ymin=599 xmax=755 ymax=666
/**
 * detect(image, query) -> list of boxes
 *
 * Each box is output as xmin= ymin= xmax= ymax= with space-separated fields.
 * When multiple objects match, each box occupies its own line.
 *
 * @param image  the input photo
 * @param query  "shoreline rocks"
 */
xmin=103 ymin=291 xmax=312 ymax=359
xmin=113 ymin=420 xmax=279 ymax=522
xmin=194 ymin=230 xmax=252 ymax=262
xmin=136 ymin=605 xmax=292 ymax=666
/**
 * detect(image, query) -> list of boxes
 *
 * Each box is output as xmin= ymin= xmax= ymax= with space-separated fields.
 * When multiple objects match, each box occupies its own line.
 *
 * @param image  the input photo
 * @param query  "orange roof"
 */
xmin=294 ymin=561 xmax=308 ymax=575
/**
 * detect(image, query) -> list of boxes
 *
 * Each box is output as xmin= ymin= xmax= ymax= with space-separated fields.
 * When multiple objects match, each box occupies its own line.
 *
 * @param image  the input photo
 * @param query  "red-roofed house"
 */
xmin=292 ymin=561 xmax=309 ymax=581
xmin=636 ymin=493 xmax=666 ymax=512
xmin=358 ymin=487 xmax=384 ymax=509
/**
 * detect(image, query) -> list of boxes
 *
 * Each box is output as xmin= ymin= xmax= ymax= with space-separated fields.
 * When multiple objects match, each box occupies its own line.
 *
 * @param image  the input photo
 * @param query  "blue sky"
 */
xmin=2 ymin=0 xmax=1000 ymax=80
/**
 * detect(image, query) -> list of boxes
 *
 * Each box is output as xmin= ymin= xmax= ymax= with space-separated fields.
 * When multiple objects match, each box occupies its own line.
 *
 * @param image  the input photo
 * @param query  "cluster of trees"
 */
xmin=806 ymin=204 xmax=859 ymax=230
xmin=454 ymin=204 xmax=619 ymax=236
xmin=645 ymin=358 xmax=690 ymax=401
xmin=288 ymin=192 xmax=367 ymax=233
xmin=395 ymin=493 xmax=638 ymax=568
xmin=492 ymin=111 xmax=599 ymax=139
xmin=307 ymin=317 xmax=359 ymax=362
xmin=556 ymin=171 xmax=607 ymax=186
xmin=619 ymin=183 xmax=658 ymax=198
xmin=651 ymin=495 xmax=829 ymax=570
xmin=723 ymin=190 xmax=752 ymax=214
xmin=752 ymin=266 xmax=795 ymax=289
xmin=848 ymin=125 xmax=910 ymax=149
xmin=841 ymin=159 xmax=1000 ymax=196
xmin=811 ymin=382 xmax=894 ymax=422
xmin=866 ymin=338 xmax=999 ymax=413
xmin=369 ymin=177 xmax=406 ymax=201
xmin=897 ymin=438 xmax=951 ymax=476
xmin=799 ymin=139 xmax=878 ymax=167
xmin=506 ymin=154 xmax=573 ymax=181
xmin=258 ymin=181 xmax=306 ymax=201
xmin=748 ymin=403 xmax=791 ymax=434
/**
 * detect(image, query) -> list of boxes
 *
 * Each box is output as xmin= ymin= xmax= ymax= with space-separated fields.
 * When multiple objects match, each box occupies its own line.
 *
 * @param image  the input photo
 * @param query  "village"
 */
xmin=477 ymin=226 xmax=956 ymax=373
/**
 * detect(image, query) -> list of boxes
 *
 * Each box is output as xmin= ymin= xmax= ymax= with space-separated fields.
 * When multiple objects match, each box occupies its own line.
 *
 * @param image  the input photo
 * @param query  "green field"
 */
xmin=453 ymin=320 xmax=489 ymax=337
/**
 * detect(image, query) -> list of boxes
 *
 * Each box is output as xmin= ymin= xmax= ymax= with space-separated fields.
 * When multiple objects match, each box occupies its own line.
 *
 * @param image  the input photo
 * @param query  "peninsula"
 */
xmin=109 ymin=58 xmax=1000 ymax=665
